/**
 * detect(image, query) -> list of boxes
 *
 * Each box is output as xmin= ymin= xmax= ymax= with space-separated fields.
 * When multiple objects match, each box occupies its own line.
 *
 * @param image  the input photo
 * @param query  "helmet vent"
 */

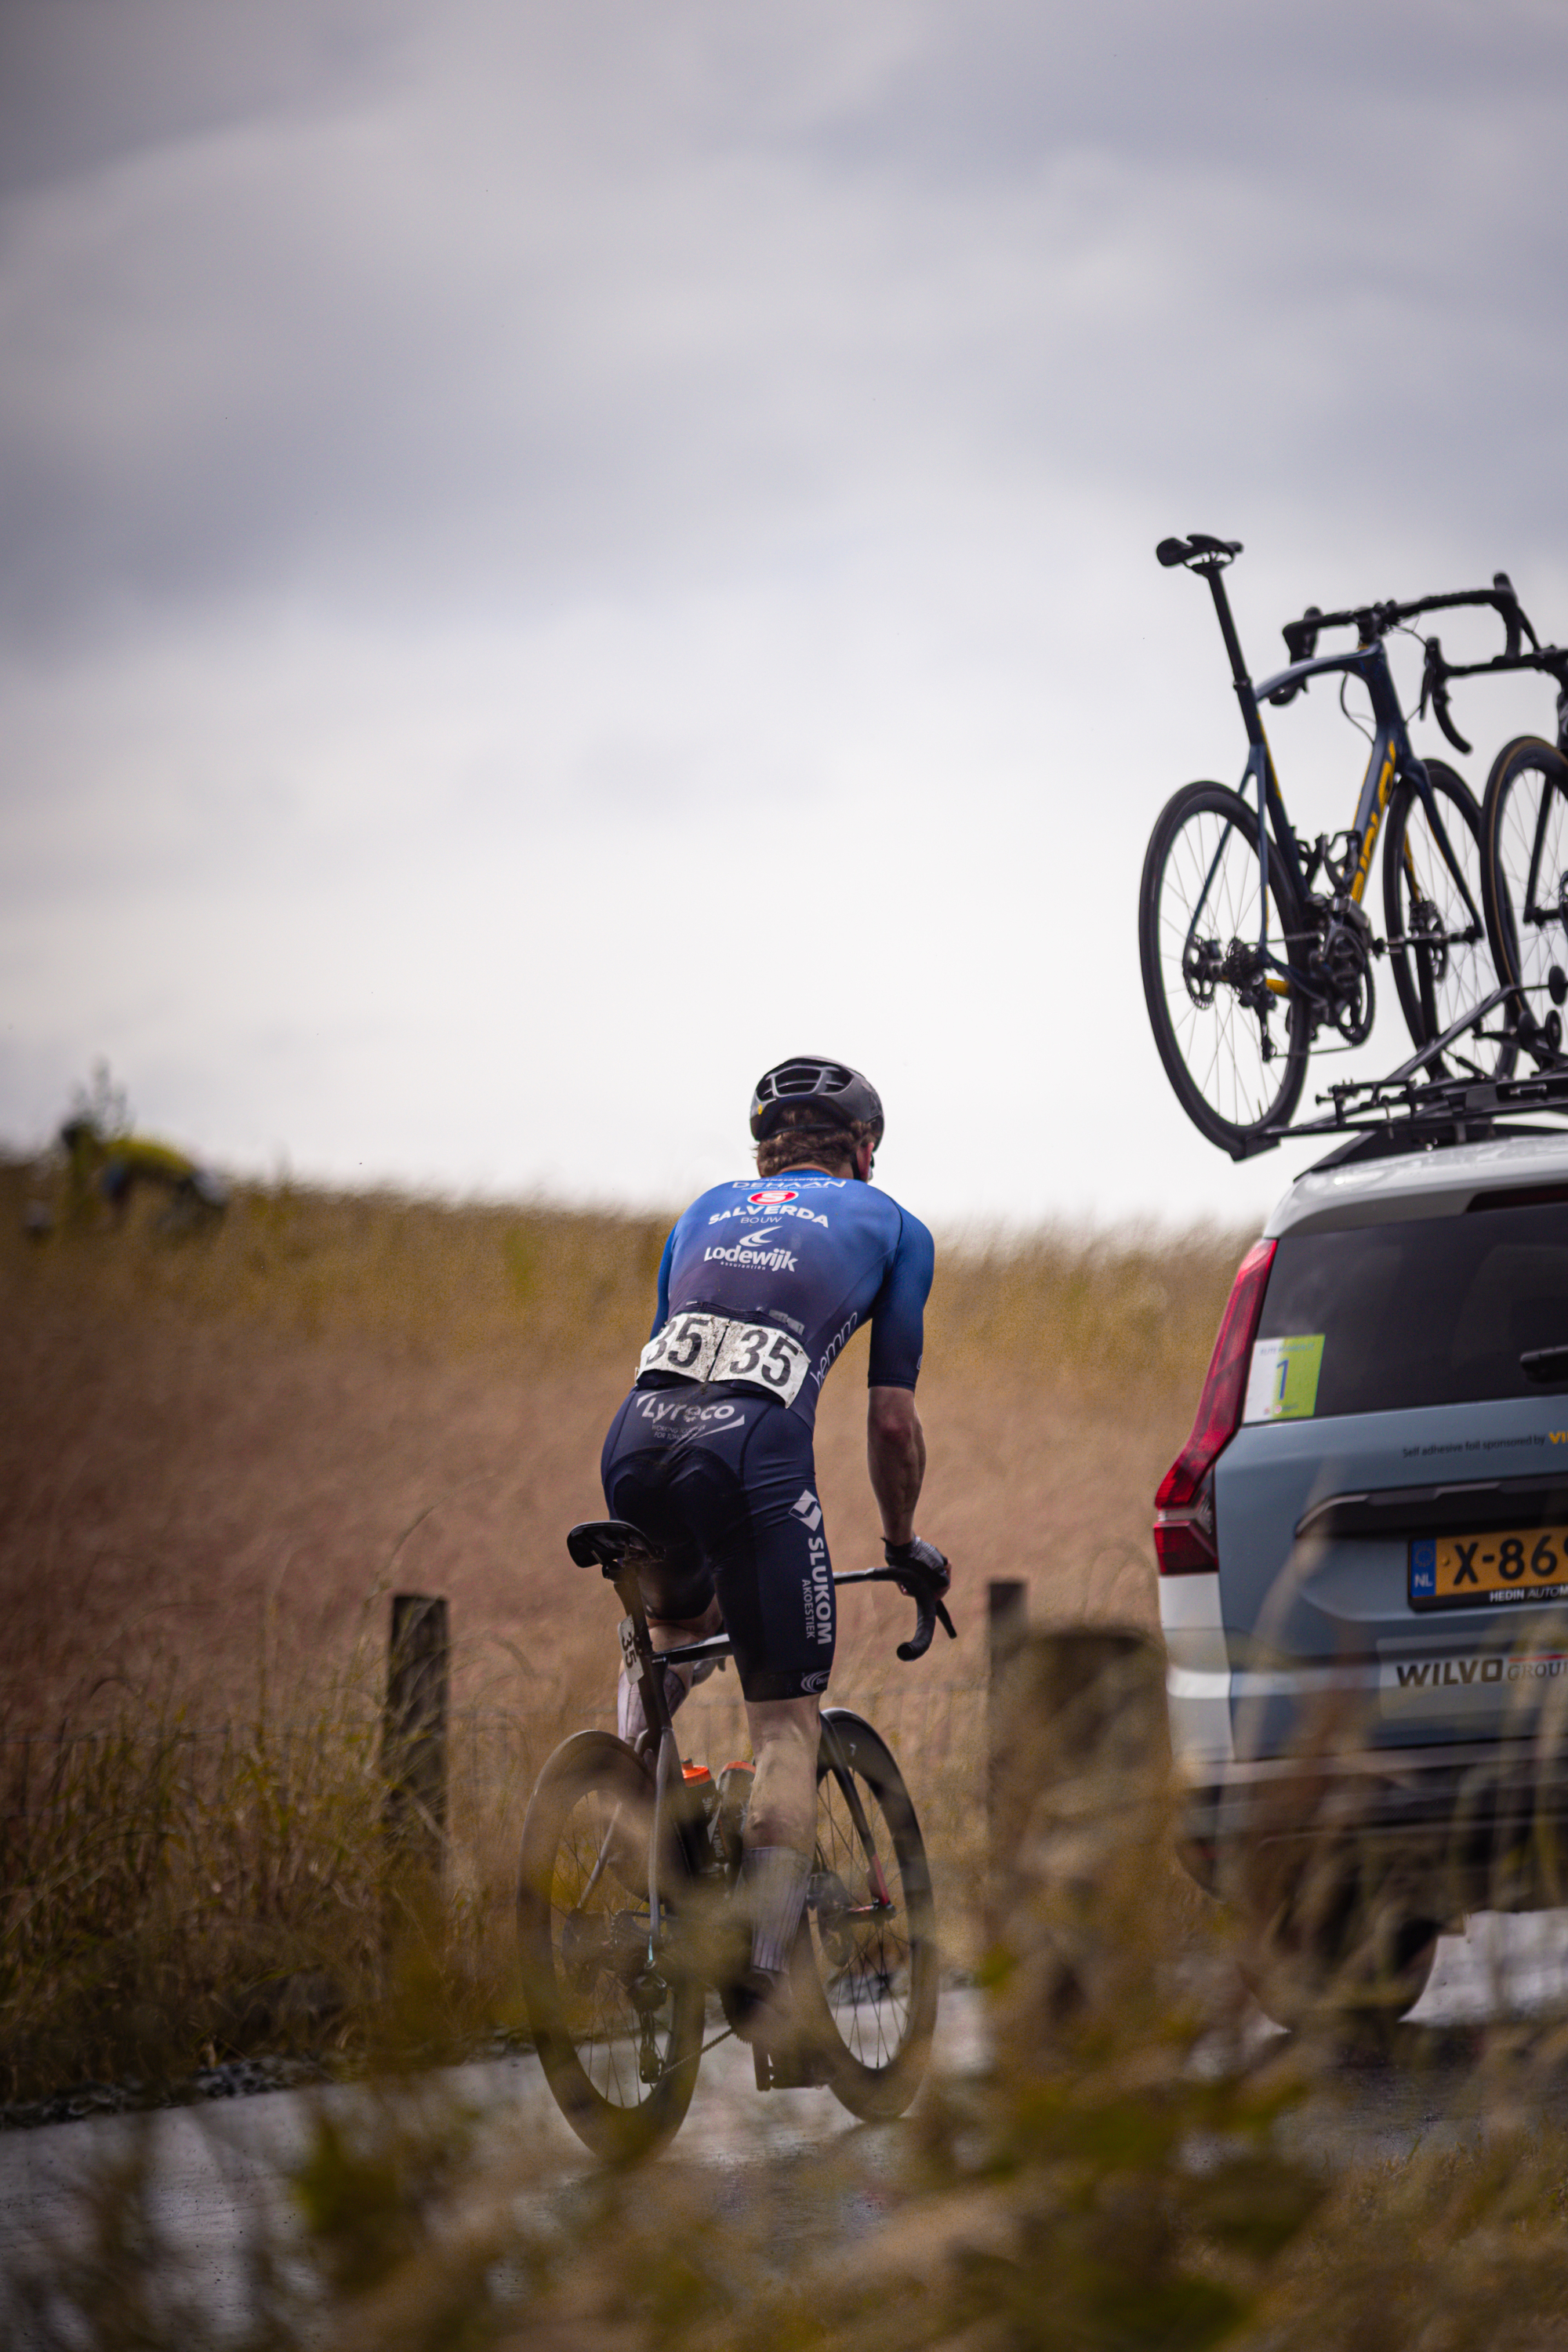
xmin=773 ymin=1061 xmax=852 ymax=1099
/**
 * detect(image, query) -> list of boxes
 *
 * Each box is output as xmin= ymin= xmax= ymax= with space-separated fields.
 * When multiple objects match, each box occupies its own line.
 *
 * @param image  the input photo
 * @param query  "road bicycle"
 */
xmin=1468 ymin=685 xmax=1568 ymax=1051
xmin=1367 ymin=568 xmax=1568 ymax=1051
xmin=1139 ymin=535 xmax=1522 ymax=1159
xmin=517 ymin=1517 xmax=956 ymax=2160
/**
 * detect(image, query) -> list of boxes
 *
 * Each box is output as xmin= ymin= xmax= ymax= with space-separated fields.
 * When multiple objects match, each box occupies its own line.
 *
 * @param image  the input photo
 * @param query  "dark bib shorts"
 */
xmin=600 ymin=1376 xmax=835 ymax=1704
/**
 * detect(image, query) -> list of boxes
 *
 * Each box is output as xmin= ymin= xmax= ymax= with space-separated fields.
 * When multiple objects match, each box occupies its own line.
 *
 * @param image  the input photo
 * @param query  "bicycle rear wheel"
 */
xmin=518 ymin=1730 xmax=705 ymax=2160
xmin=1381 ymin=757 xmax=1514 ymax=1076
xmin=1138 ymin=782 xmax=1309 ymax=1157
xmin=793 ymin=1709 xmax=938 ymax=2121
xmin=1480 ymin=736 xmax=1568 ymax=1024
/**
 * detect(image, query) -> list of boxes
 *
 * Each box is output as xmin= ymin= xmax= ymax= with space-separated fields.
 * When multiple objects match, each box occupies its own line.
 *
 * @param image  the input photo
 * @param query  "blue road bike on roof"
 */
xmin=1138 ymin=533 xmax=1523 ymax=1160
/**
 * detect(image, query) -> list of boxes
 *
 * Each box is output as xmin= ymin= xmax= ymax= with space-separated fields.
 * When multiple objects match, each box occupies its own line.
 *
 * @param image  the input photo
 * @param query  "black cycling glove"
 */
xmin=884 ymin=1535 xmax=951 ymax=1595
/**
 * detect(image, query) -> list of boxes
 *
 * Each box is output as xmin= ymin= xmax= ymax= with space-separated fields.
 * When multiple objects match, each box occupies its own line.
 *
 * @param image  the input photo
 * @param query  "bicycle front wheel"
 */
xmin=518 ymin=1730 xmax=705 ymax=2161
xmin=1138 ymin=782 xmax=1309 ymax=1157
xmin=1481 ymin=736 xmax=1568 ymax=1019
xmin=793 ymin=1709 xmax=938 ymax=2122
xmin=1381 ymin=757 xmax=1514 ymax=1076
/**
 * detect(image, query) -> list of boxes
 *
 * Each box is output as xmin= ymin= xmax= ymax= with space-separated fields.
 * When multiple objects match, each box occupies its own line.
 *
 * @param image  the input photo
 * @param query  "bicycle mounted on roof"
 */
xmin=1139 ymin=535 xmax=1568 ymax=1160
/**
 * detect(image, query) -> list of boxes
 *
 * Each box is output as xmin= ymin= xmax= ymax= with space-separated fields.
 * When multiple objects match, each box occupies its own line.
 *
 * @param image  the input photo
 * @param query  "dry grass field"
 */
xmin=0 ymin=1156 xmax=1248 ymax=1736
xmin=0 ymin=1152 xmax=1248 ymax=2104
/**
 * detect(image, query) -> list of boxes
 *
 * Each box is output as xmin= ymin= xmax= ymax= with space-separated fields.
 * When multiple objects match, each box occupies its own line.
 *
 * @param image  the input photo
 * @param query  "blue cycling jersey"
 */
xmin=644 ymin=1167 xmax=934 ymax=1433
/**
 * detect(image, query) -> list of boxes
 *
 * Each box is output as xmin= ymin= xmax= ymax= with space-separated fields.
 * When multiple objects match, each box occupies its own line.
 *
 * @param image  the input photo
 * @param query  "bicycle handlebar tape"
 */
xmin=880 ymin=1541 xmax=958 ymax=1664
xmin=898 ymin=1597 xmax=937 ymax=1664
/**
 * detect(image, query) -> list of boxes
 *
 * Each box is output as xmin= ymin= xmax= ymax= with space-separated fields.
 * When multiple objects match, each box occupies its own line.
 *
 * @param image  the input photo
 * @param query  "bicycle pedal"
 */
xmin=752 ymin=2041 xmax=828 ymax=2092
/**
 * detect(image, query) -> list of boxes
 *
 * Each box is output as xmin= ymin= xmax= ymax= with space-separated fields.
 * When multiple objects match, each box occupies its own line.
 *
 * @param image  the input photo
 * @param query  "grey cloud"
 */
xmin=0 ymin=0 xmax=400 ymax=199
xmin=0 ymin=0 xmax=1564 ymax=652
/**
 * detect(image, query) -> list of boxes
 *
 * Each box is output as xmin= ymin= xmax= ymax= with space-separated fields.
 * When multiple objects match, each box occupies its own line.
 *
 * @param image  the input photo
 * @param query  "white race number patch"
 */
xmin=637 ymin=1312 xmax=808 ymax=1406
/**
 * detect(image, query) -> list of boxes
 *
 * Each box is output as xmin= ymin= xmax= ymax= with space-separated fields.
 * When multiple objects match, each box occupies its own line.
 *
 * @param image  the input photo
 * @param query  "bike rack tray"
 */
xmin=1275 ymin=1064 xmax=1568 ymax=1158
xmin=1248 ymin=983 xmax=1568 ymax=1161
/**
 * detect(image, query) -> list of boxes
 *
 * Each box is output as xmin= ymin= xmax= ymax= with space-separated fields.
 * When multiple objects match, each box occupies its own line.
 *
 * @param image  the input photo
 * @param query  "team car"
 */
xmin=1157 ymin=1119 xmax=1568 ymax=2024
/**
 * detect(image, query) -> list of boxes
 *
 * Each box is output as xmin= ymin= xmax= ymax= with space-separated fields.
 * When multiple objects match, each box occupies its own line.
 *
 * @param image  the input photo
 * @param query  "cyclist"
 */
xmin=57 ymin=1117 xmax=227 ymax=1229
xmin=598 ymin=1054 xmax=949 ymax=2044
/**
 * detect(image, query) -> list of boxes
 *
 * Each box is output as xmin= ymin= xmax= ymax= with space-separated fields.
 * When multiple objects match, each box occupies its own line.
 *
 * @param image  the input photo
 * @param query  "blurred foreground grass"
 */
xmin=12 ymin=1642 xmax=1568 ymax=2352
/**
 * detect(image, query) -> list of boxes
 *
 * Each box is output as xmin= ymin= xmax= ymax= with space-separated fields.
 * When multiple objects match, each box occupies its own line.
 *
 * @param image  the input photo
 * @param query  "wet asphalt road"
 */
xmin=7 ymin=1918 xmax=1568 ymax=2337
xmin=0 ymin=1988 xmax=984 ymax=2337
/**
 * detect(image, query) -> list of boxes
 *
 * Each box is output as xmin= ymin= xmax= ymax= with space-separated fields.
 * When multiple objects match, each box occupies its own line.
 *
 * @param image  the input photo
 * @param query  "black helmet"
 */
xmin=749 ymin=1056 xmax=884 ymax=1145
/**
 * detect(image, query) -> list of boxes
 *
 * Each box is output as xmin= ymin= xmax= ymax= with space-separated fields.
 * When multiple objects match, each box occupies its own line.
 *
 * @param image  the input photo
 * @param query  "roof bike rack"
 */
xmin=1246 ymin=980 xmax=1568 ymax=1158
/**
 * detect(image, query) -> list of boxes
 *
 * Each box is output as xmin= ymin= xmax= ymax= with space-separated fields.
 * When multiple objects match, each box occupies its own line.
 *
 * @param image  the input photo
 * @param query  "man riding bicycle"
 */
xmin=598 ymin=1054 xmax=949 ymax=2045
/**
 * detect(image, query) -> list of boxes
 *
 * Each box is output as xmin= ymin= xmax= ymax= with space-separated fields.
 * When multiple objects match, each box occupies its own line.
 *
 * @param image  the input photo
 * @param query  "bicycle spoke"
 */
xmin=1392 ymin=788 xmax=1498 ymax=1051
xmin=811 ymin=1764 xmax=915 ymax=2071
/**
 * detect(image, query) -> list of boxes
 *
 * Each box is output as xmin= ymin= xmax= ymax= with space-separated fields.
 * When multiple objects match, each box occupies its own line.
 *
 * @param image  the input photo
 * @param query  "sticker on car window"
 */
xmin=1244 ymin=1334 xmax=1324 ymax=1422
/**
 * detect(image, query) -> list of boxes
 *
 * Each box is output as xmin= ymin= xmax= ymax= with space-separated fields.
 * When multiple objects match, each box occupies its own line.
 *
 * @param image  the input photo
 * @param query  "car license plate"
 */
xmin=1410 ymin=1527 xmax=1568 ymax=1610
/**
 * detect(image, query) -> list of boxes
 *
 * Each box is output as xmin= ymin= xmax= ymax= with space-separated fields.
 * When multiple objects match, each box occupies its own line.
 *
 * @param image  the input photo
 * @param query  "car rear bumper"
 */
xmin=1178 ymin=1735 xmax=1568 ymax=1913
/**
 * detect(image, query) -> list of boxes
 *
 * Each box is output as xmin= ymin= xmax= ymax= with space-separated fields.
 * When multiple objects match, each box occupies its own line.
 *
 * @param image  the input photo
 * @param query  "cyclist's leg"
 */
xmin=619 ymin=1578 xmax=722 ymax=1748
xmin=744 ymin=1697 xmax=820 ymax=1851
xmin=699 ymin=1407 xmax=837 ymax=2030
xmin=739 ymin=1696 xmax=822 ymax=2021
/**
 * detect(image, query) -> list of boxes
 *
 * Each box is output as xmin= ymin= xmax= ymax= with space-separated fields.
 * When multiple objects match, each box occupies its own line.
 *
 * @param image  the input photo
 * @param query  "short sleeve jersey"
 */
xmin=646 ymin=1170 xmax=934 ymax=1434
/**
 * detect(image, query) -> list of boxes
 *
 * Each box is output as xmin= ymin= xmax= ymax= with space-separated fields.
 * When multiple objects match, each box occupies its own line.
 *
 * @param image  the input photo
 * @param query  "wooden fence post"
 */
xmin=383 ymin=1593 xmax=449 ymax=1871
xmin=988 ymin=1577 xmax=1028 ymax=1846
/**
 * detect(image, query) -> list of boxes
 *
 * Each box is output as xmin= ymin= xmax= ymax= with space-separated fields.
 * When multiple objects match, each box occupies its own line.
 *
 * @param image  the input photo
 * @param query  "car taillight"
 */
xmin=1153 ymin=1237 xmax=1276 ymax=1574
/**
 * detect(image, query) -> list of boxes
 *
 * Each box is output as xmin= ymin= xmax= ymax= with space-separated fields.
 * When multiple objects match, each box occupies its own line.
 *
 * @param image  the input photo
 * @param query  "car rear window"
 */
xmin=1254 ymin=1203 xmax=1568 ymax=1417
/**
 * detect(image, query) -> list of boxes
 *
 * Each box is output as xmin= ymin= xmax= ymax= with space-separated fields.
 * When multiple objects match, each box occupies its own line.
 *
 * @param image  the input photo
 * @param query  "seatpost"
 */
xmin=1203 ymin=564 xmax=1264 ymax=742
xmin=611 ymin=1566 xmax=671 ymax=1748
xmin=608 ymin=1561 xmax=680 ymax=1959
xmin=1200 ymin=557 xmax=1280 ymax=950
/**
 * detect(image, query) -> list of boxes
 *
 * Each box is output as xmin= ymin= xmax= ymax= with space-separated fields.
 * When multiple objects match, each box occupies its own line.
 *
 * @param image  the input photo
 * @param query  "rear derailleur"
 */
xmin=1183 ymin=934 xmax=1288 ymax=1063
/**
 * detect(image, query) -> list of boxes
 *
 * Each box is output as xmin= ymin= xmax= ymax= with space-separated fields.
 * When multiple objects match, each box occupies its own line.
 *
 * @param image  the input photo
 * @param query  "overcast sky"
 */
xmin=2 ymin=0 xmax=1566 ymax=1232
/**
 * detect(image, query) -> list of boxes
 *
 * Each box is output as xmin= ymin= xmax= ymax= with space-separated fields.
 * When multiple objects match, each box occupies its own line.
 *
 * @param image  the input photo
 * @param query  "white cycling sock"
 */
xmin=743 ymin=1845 xmax=811 ymax=1976
xmin=617 ymin=1663 xmax=689 ymax=1748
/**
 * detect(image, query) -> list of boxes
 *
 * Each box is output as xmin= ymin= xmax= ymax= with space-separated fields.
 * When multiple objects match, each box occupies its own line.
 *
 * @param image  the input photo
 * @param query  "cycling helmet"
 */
xmin=749 ymin=1056 xmax=884 ymax=1146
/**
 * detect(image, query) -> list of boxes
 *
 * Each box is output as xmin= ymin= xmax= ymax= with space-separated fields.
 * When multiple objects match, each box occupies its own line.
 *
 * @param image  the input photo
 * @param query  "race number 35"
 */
xmin=726 ymin=1327 xmax=796 ymax=1387
xmin=652 ymin=1315 xmax=710 ymax=1373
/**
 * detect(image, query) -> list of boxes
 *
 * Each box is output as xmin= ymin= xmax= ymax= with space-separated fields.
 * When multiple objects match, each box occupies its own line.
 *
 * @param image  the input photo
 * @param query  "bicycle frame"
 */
xmin=1195 ymin=562 xmax=1486 ymax=994
xmin=608 ymin=1557 xmax=943 ymax=1958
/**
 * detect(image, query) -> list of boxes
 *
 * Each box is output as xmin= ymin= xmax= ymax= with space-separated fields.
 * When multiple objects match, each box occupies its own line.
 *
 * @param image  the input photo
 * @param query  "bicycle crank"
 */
xmin=1311 ymin=902 xmax=1377 ymax=1048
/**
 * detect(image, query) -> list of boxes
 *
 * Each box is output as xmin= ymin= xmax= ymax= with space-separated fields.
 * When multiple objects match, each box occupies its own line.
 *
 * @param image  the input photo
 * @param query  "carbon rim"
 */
xmin=1486 ymin=743 xmax=1568 ymax=1003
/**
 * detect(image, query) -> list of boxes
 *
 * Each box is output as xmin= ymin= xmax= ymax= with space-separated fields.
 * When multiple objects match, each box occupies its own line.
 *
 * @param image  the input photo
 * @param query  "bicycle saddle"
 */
xmin=566 ymin=1519 xmax=655 ymax=1570
xmin=1156 ymin=532 xmax=1243 ymax=568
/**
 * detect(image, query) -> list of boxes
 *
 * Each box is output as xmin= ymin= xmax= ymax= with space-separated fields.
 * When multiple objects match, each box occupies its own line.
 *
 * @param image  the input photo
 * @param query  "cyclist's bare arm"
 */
xmin=867 ymin=1385 xmax=926 ymax=1546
